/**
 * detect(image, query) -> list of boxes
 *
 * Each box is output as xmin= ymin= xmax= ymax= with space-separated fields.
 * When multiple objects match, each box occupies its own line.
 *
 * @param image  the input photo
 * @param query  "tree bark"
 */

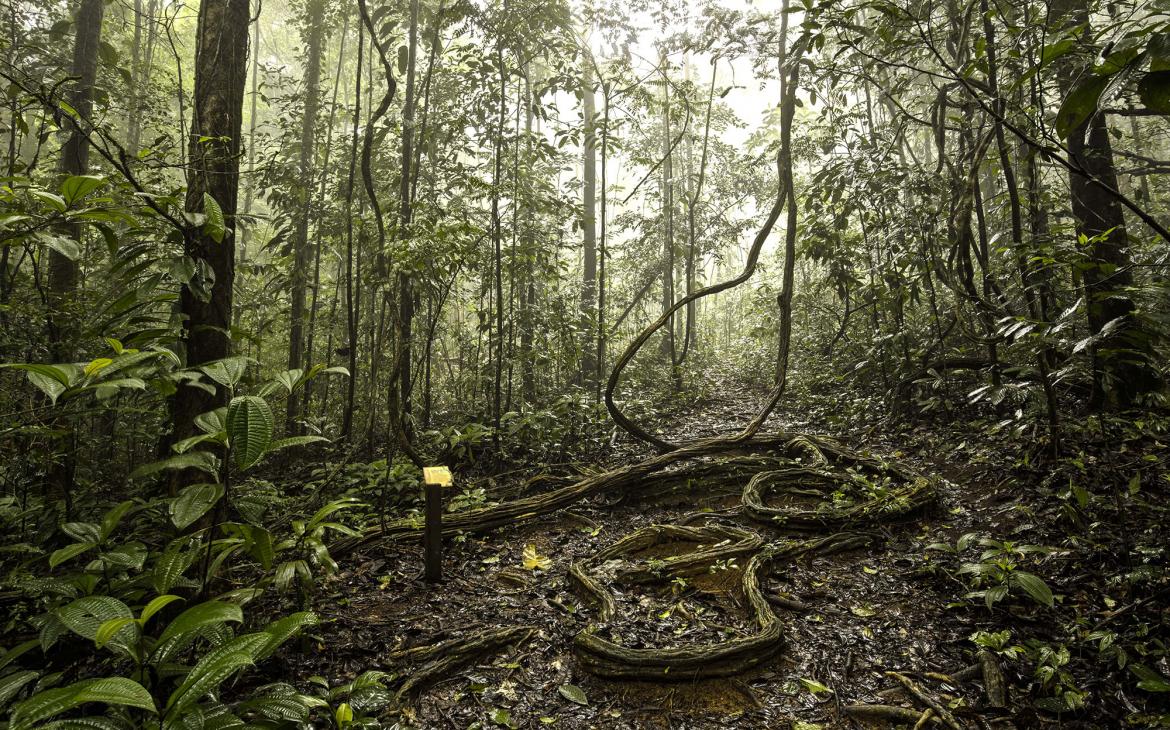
xmin=49 ymin=0 xmax=105 ymax=361
xmin=170 ymin=0 xmax=250 ymax=453
xmin=286 ymin=0 xmax=326 ymax=435
xmin=580 ymin=52 xmax=598 ymax=395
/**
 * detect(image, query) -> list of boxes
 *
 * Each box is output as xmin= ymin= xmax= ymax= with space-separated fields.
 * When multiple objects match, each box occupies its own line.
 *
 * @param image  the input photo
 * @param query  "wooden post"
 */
xmin=422 ymin=466 xmax=452 ymax=582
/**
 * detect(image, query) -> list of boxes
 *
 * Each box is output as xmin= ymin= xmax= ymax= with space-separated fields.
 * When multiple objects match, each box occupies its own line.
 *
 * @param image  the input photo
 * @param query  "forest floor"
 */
xmin=277 ymin=375 xmax=1168 ymax=729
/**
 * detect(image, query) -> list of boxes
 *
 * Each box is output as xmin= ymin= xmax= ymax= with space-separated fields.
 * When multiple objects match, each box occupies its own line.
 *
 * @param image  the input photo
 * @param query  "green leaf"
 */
xmin=139 ymin=595 xmax=184 ymax=624
xmin=558 ymin=684 xmax=588 ymax=705
xmin=165 ymin=633 xmax=269 ymax=714
xmin=152 ymin=542 xmax=192 ymax=594
xmin=26 ymin=370 xmax=67 ymax=405
xmin=1138 ymin=70 xmax=1170 ymax=114
xmin=130 ymin=451 xmax=219 ymax=481
xmin=1055 ymin=75 xmax=1109 ymax=139
xmin=99 ymin=500 xmax=135 ymax=541
xmin=0 ymin=363 xmax=74 ymax=388
xmin=198 ymin=356 xmax=250 ymax=389
xmin=227 ymin=395 xmax=273 ymax=470
xmin=94 ymin=617 xmax=137 ymax=649
xmin=56 ymin=597 xmax=133 ymax=643
xmin=49 ymin=542 xmax=97 ymax=569
xmin=10 ymin=677 xmax=156 ymax=728
xmin=1040 ymin=38 xmax=1076 ymax=67
xmin=266 ymin=435 xmax=328 ymax=454
xmin=335 ymin=702 xmax=353 ymax=727
xmin=59 ymin=175 xmax=106 ymax=205
xmin=255 ymin=611 xmax=318 ymax=661
xmin=39 ymin=234 xmax=81 ymax=261
xmin=201 ymin=192 xmax=226 ymax=243
xmin=171 ymin=482 xmax=225 ymax=529
xmin=156 ymin=601 xmax=244 ymax=647
xmin=0 ymin=670 xmax=39 ymax=710
xmin=1011 ymin=571 xmax=1054 ymax=607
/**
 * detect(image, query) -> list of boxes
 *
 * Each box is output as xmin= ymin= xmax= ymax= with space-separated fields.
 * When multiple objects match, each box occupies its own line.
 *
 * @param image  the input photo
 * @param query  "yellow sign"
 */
xmin=423 ymin=466 xmax=453 ymax=487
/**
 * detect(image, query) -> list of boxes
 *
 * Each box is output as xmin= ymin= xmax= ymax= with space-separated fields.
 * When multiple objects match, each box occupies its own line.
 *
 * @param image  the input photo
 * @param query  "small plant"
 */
xmin=928 ymin=533 xmax=1057 ymax=609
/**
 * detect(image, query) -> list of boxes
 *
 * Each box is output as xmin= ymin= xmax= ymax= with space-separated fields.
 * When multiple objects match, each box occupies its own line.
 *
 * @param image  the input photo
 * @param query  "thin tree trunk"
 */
xmin=342 ymin=24 xmax=364 ymax=439
xmin=286 ymin=0 xmax=326 ymax=434
xmin=580 ymin=52 xmax=598 ymax=395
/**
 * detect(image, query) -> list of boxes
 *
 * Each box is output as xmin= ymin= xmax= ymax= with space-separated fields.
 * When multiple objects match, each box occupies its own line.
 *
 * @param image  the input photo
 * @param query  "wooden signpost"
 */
xmin=422 ymin=466 xmax=453 ymax=582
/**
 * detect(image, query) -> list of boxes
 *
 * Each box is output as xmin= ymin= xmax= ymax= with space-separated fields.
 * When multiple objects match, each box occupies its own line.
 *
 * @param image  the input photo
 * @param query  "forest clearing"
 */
xmin=0 ymin=0 xmax=1168 ymax=727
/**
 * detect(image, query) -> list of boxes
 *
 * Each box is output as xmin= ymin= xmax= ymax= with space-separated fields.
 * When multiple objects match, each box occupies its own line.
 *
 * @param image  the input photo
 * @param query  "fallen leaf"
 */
xmin=523 ymin=544 xmax=552 ymax=571
xmin=559 ymin=684 xmax=588 ymax=705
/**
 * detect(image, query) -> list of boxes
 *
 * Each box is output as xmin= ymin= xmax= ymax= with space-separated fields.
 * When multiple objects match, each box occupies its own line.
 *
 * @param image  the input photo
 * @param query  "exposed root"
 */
xmin=742 ymin=439 xmax=936 ymax=530
xmin=570 ymin=530 xmax=877 ymax=681
xmin=573 ymin=548 xmax=782 ymax=680
xmin=390 ymin=625 xmax=536 ymax=700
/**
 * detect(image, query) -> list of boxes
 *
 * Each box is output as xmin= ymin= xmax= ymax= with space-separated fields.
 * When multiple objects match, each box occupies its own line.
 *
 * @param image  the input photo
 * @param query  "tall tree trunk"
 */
xmin=1055 ymin=2 xmax=1162 ymax=409
xmin=597 ymin=76 xmax=609 ymax=402
xmin=395 ymin=0 xmax=419 ymax=440
xmin=520 ymin=73 xmax=536 ymax=404
xmin=304 ymin=10 xmax=350 ymax=423
xmin=47 ymin=0 xmax=105 ymax=517
xmin=658 ymin=51 xmax=676 ymax=377
xmin=49 ymin=0 xmax=105 ymax=360
xmin=241 ymin=4 xmax=260 ymax=255
xmin=128 ymin=0 xmax=143 ymax=150
xmin=286 ymin=0 xmax=326 ymax=434
xmin=170 ymin=0 xmax=250 ymax=454
xmin=491 ymin=37 xmax=505 ymax=439
xmin=580 ymin=53 xmax=598 ymax=395
xmin=342 ymin=24 xmax=364 ymax=439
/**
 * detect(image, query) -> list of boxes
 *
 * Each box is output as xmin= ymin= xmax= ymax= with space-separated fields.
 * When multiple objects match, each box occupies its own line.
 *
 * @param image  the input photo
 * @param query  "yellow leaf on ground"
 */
xmin=522 ymin=544 xmax=551 ymax=571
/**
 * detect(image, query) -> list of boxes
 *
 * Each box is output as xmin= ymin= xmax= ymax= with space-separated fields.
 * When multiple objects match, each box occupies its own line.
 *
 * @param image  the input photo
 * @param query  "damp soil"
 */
xmin=277 ymin=384 xmax=1109 ymax=729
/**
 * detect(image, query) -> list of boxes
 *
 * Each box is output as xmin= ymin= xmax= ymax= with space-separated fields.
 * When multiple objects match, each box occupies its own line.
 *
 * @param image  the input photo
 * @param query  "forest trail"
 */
xmin=295 ymin=388 xmax=1015 ymax=729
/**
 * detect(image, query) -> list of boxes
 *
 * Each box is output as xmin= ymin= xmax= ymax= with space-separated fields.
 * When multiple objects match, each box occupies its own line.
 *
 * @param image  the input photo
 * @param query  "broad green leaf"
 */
xmin=59 ymin=175 xmax=106 ymax=205
xmin=171 ymin=483 xmax=225 ymax=529
xmin=10 ymin=678 xmax=155 ymax=728
xmin=139 ymin=594 xmax=184 ymax=624
xmin=201 ymin=192 xmax=226 ymax=243
xmin=30 ymin=190 xmax=67 ymax=213
xmin=199 ymin=356 xmax=250 ymax=388
xmin=171 ymin=433 xmax=221 ymax=455
xmin=1011 ymin=571 xmax=1054 ymax=607
xmin=266 ymin=435 xmax=329 ymax=454
xmin=56 ymin=596 xmax=133 ymax=643
xmin=227 ymin=395 xmax=273 ymax=470
xmin=1040 ymin=38 xmax=1076 ymax=67
xmin=156 ymin=601 xmax=243 ymax=647
xmin=49 ymin=542 xmax=96 ymax=569
xmin=195 ymin=407 xmax=227 ymax=435
xmin=130 ymin=451 xmax=219 ymax=481
xmin=165 ymin=633 xmax=269 ymax=714
xmin=99 ymin=500 xmax=135 ymax=541
xmin=39 ymin=234 xmax=81 ymax=261
xmin=0 ymin=363 xmax=73 ymax=387
xmin=255 ymin=611 xmax=318 ymax=661
xmin=1054 ymin=75 xmax=1109 ymax=139
xmin=98 ymin=542 xmax=147 ymax=570
xmin=94 ymin=617 xmax=137 ymax=649
xmin=83 ymin=358 xmax=113 ymax=377
xmin=61 ymin=522 xmax=100 ymax=543
xmin=152 ymin=543 xmax=193 ymax=595
xmin=0 ymin=670 xmax=38 ymax=710
xmin=26 ymin=370 xmax=67 ymax=404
